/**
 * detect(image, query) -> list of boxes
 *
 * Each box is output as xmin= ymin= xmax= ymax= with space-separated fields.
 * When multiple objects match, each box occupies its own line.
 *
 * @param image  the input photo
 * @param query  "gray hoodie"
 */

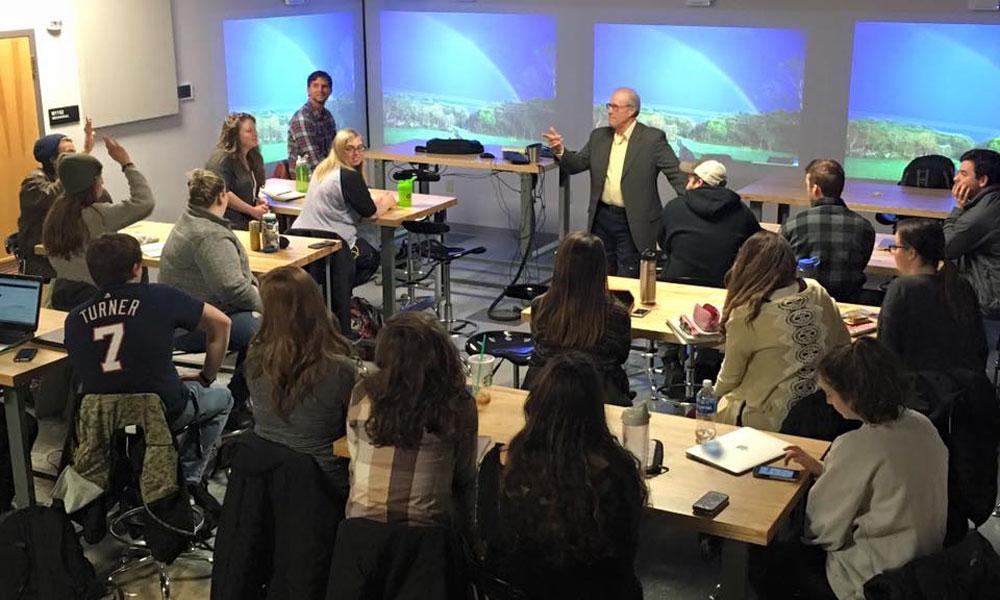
xmin=944 ymin=184 xmax=1000 ymax=318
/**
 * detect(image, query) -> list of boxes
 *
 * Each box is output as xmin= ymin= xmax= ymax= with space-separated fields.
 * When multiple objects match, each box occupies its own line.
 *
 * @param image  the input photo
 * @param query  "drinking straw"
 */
xmin=474 ymin=334 xmax=487 ymax=395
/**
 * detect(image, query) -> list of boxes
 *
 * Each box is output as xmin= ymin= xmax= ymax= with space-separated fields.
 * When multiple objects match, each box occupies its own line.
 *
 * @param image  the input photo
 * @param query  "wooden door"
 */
xmin=0 ymin=33 xmax=43 ymax=261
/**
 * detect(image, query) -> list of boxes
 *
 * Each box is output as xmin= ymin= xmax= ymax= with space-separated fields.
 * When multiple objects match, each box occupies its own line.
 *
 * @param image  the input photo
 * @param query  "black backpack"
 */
xmin=898 ymin=155 xmax=955 ymax=189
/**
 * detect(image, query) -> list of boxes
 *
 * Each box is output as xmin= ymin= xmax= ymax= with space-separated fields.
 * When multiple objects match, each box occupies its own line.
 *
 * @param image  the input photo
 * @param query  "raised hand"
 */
xmin=542 ymin=126 xmax=564 ymax=155
xmin=103 ymin=136 xmax=132 ymax=166
xmin=83 ymin=117 xmax=95 ymax=154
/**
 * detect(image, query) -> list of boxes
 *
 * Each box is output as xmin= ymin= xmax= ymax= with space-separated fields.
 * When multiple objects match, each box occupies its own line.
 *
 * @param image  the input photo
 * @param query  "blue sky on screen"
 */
xmin=849 ymin=21 xmax=1000 ymax=142
xmin=593 ymin=24 xmax=806 ymax=116
xmin=224 ymin=12 xmax=356 ymax=113
xmin=380 ymin=11 xmax=556 ymax=103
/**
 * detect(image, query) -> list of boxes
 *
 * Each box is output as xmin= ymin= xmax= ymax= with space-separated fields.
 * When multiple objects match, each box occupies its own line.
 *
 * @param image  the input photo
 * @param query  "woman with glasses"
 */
xmin=205 ymin=112 xmax=268 ymax=230
xmin=879 ymin=218 xmax=986 ymax=371
xmin=289 ymin=128 xmax=395 ymax=335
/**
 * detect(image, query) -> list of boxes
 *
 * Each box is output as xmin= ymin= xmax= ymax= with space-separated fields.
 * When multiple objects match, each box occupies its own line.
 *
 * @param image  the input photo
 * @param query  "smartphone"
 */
xmin=13 ymin=347 xmax=38 ymax=363
xmin=692 ymin=491 xmax=730 ymax=517
xmin=753 ymin=465 xmax=800 ymax=482
xmin=631 ymin=307 xmax=652 ymax=318
xmin=307 ymin=240 xmax=337 ymax=249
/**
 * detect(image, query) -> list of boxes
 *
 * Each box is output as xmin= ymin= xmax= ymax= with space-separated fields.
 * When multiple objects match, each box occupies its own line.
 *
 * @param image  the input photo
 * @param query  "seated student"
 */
xmin=754 ymin=338 xmax=948 ymax=600
xmin=288 ymin=128 xmax=394 ymax=334
xmin=524 ymin=232 xmax=632 ymax=406
xmin=714 ymin=231 xmax=850 ymax=431
xmin=205 ymin=113 xmax=268 ymax=230
xmin=779 ymin=159 xmax=876 ymax=302
xmin=42 ymin=138 xmax=154 ymax=310
xmin=160 ymin=169 xmax=262 ymax=418
xmin=19 ymin=120 xmax=96 ymax=279
xmin=246 ymin=266 xmax=357 ymax=507
xmin=658 ymin=159 xmax=759 ymax=286
xmin=63 ymin=234 xmax=233 ymax=515
xmin=879 ymin=218 xmax=987 ymax=372
xmin=346 ymin=312 xmax=477 ymax=538
xmin=486 ymin=352 xmax=647 ymax=600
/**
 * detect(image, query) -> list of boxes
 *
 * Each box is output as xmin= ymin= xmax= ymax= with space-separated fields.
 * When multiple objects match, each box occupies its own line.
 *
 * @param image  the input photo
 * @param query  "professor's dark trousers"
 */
xmin=592 ymin=203 xmax=640 ymax=278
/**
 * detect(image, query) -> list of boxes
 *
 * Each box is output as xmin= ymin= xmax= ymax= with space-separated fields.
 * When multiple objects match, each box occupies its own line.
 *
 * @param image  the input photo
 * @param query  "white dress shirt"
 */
xmin=601 ymin=120 xmax=636 ymax=208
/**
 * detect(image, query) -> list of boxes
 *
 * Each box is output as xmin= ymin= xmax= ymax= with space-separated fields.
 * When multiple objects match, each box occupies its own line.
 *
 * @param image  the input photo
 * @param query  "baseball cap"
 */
xmin=680 ymin=159 xmax=727 ymax=187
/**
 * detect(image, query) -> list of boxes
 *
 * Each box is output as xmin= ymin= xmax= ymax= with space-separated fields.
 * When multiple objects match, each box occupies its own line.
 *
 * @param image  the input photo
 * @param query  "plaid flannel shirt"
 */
xmin=779 ymin=197 xmax=876 ymax=301
xmin=287 ymin=102 xmax=337 ymax=169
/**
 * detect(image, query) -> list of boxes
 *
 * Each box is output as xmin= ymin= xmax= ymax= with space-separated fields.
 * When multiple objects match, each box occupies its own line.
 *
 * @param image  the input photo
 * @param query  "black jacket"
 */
xmin=211 ymin=433 xmax=343 ymax=600
xmin=658 ymin=186 xmax=759 ymax=287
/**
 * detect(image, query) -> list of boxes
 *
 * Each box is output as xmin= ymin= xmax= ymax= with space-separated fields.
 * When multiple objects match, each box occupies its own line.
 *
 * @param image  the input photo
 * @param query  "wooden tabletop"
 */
xmin=36 ymin=221 xmax=341 ymax=274
xmin=523 ymin=277 xmax=879 ymax=344
xmin=0 ymin=309 xmax=68 ymax=388
xmin=263 ymin=178 xmax=458 ymax=228
xmin=738 ymin=175 xmax=954 ymax=219
xmin=760 ymin=223 xmax=897 ymax=276
xmin=334 ymin=386 xmax=829 ymax=546
xmin=366 ymin=139 xmax=559 ymax=175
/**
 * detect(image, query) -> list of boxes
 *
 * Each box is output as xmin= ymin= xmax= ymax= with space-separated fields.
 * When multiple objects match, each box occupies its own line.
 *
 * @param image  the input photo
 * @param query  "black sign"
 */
xmin=48 ymin=105 xmax=80 ymax=126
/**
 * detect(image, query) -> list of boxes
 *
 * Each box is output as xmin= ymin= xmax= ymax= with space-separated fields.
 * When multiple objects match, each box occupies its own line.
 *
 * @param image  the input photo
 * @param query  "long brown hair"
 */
xmin=362 ymin=312 xmax=472 ymax=448
xmin=534 ymin=232 xmax=611 ymax=349
xmin=721 ymin=231 xmax=797 ymax=334
xmin=42 ymin=187 xmax=102 ymax=260
xmin=246 ymin=266 xmax=352 ymax=420
xmin=216 ymin=112 xmax=265 ymax=190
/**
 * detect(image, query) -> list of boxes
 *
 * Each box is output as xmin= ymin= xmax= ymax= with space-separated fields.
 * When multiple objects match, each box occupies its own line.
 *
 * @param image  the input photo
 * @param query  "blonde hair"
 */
xmin=187 ymin=169 xmax=225 ymax=208
xmin=312 ymin=128 xmax=364 ymax=185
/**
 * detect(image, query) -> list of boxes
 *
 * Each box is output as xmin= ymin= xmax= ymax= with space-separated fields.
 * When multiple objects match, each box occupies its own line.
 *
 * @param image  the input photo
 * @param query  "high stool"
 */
xmin=465 ymin=331 xmax=534 ymax=388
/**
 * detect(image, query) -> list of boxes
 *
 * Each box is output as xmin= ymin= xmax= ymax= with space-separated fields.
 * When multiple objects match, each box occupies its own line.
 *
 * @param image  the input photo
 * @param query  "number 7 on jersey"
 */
xmin=93 ymin=323 xmax=125 ymax=373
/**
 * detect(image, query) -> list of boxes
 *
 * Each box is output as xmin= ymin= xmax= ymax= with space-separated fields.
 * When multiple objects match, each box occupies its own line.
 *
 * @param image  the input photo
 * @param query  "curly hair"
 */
xmin=362 ymin=312 xmax=473 ymax=448
xmin=818 ymin=338 xmax=909 ymax=424
xmin=501 ymin=352 xmax=648 ymax=566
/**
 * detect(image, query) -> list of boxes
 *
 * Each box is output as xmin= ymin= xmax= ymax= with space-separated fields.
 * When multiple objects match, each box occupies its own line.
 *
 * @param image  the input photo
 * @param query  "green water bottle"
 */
xmin=397 ymin=176 xmax=415 ymax=208
xmin=295 ymin=155 xmax=310 ymax=193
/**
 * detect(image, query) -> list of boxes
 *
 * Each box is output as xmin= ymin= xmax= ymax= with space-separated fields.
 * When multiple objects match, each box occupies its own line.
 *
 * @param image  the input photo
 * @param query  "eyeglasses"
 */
xmin=883 ymin=244 xmax=909 ymax=253
xmin=345 ymin=144 xmax=366 ymax=153
xmin=605 ymin=102 xmax=634 ymax=111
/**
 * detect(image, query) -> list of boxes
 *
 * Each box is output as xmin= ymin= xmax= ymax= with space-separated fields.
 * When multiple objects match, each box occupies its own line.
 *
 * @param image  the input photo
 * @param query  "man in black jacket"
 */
xmin=658 ymin=160 xmax=759 ymax=287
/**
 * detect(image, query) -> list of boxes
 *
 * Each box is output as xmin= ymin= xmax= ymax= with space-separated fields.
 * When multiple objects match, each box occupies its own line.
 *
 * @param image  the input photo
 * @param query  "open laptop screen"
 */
xmin=0 ymin=274 xmax=43 ymax=331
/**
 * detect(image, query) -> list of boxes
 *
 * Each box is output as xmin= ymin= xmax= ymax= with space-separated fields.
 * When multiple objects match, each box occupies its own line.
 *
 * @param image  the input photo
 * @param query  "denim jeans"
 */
xmin=174 ymin=311 xmax=261 ymax=410
xmin=170 ymin=382 xmax=233 ymax=484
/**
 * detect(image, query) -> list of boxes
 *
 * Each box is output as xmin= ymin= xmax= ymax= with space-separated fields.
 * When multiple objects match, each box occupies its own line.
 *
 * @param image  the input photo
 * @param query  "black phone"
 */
xmin=631 ymin=307 xmax=651 ymax=318
xmin=645 ymin=439 xmax=666 ymax=476
xmin=753 ymin=465 xmax=800 ymax=482
xmin=307 ymin=240 xmax=336 ymax=249
xmin=14 ymin=347 xmax=38 ymax=363
xmin=692 ymin=491 xmax=730 ymax=517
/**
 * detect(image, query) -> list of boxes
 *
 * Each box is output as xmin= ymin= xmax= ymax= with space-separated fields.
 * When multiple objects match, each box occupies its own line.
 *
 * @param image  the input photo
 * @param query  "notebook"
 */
xmin=686 ymin=427 xmax=789 ymax=475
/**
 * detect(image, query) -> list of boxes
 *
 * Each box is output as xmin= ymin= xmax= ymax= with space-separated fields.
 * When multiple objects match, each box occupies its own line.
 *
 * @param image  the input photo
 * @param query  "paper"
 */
xmin=141 ymin=242 xmax=165 ymax=258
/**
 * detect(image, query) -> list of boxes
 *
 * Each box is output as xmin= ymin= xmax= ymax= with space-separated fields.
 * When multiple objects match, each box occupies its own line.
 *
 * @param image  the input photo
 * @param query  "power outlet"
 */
xmin=445 ymin=179 xmax=455 ymax=196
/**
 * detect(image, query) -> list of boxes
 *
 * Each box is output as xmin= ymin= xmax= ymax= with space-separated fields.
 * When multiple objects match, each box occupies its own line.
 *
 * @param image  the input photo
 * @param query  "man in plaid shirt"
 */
xmin=287 ymin=70 xmax=337 ymax=170
xmin=780 ymin=159 xmax=875 ymax=302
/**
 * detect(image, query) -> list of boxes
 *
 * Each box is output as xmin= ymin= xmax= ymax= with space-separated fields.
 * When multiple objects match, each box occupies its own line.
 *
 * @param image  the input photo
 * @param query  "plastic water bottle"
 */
xmin=396 ymin=175 xmax=415 ymax=208
xmin=695 ymin=380 xmax=718 ymax=444
xmin=622 ymin=402 xmax=650 ymax=469
xmin=797 ymin=257 xmax=819 ymax=280
xmin=261 ymin=211 xmax=279 ymax=253
xmin=295 ymin=155 xmax=310 ymax=193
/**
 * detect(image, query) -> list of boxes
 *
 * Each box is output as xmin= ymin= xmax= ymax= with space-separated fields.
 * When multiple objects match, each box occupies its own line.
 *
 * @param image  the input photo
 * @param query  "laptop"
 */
xmin=686 ymin=427 xmax=789 ymax=475
xmin=0 ymin=273 xmax=43 ymax=353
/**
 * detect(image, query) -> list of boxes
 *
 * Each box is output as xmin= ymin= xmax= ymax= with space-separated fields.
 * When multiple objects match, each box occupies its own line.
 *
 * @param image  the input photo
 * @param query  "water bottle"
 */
xmin=295 ymin=155 xmax=310 ymax=193
xmin=397 ymin=175 xmax=415 ymax=208
xmin=695 ymin=379 xmax=717 ymax=444
xmin=796 ymin=257 xmax=819 ymax=281
xmin=639 ymin=249 xmax=658 ymax=305
xmin=261 ymin=211 xmax=279 ymax=253
xmin=622 ymin=402 xmax=650 ymax=469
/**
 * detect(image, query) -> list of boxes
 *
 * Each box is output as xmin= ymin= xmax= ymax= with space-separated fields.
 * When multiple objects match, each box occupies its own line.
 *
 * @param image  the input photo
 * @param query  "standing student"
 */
xmin=714 ymin=231 xmax=850 ymax=431
xmin=543 ymin=87 xmax=686 ymax=277
xmin=879 ymin=218 xmax=986 ymax=372
xmin=754 ymin=339 xmax=948 ymax=600
xmin=42 ymin=138 xmax=155 ymax=310
xmin=288 ymin=128 xmax=394 ymax=334
xmin=205 ymin=113 xmax=268 ymax=230
xmin=524 ymin=232 xmax=632 ymax=406
xmin=287 ymin=70 xmax=337 ymax=170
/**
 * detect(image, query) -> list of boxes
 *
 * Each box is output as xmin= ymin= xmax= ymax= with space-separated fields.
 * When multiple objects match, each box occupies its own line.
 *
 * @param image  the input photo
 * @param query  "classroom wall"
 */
xmin=2 ymin=0 xmax=994 ymax=231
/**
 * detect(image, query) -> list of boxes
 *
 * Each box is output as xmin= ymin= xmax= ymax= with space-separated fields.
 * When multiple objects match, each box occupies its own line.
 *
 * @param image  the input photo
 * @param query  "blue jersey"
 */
xmin=65 ymin=283 xmax=204 ymax=421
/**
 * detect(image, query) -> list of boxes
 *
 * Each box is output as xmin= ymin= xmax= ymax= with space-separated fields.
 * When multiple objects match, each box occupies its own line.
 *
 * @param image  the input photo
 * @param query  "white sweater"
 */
xmin=805 ymin=409 xmax=948 ymax=599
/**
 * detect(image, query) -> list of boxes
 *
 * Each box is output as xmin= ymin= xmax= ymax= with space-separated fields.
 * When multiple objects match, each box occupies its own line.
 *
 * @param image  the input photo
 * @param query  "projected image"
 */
xmin=380 ymin=11 xmax=556 ymax=146
xmin=223 ymin=13 xmax=362 ymax=163
xmin=847 ymin=22 xmax=1000 ymax=181
xmin=594 ymin=24 xmax=806 ymax=166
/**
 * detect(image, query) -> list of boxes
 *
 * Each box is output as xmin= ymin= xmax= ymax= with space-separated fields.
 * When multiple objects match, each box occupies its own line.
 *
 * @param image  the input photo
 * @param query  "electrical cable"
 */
xmin=487 ymin=173 xmax=540 ymax=321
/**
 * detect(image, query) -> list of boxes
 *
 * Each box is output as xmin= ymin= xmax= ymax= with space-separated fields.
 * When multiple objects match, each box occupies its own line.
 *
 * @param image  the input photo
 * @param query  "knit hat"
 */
xmin=33 ymin=133 xmax=68 ymax=166
xmin=57 ymin=153 xmax=103 ymax=195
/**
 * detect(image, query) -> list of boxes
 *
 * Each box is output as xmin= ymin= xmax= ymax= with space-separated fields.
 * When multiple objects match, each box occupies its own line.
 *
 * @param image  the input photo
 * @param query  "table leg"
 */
xmin=518 ymin=173 xmax=535 ymax=261
xmin=376 ymin=159 xmax=388 ymax=189
xmin=558 ymin=167 xmax=571 ymax=240
xmin=3 ymin=385 xmax=36 ymax=508
xmin=325 ymin=253 xmax=333 ymax=310
xmin=776 ymin=203 xmax=790 ymax=224
xmin=718 ymin=539 xmax=750 ymax=600
xmin=381 ymin=225 xmax=396 ymax=317
xmin=749 ymin=201 xmax=763 ymax=222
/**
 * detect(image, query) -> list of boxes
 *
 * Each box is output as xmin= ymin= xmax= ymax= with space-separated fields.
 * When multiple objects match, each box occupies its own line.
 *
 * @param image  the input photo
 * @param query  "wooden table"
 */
xmin=1 ymin=308 xmax=68 ymax=508
xmin=335 ymin=386 xmax=830 ymax=600
xmin=263 ymin=178 xmax=458 ymax=316
xmin=738 ymin=174 xmax=954 ymax=222
xmin=366 ymin=140 xmax=570 ymax=258
xmin=761 ymin=222 xmax=897 ymax=276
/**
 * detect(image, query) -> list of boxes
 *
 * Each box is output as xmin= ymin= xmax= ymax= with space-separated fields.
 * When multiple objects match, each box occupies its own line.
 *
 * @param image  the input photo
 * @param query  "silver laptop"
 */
xmin=0 ymin=273 xmax=43 ymax=353
xmin=686 ymin=427 xmax=789 ymax=475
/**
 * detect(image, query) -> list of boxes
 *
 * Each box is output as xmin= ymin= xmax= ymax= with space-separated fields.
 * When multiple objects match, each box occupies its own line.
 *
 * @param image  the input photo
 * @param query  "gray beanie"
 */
xmin=57 ymin=153 xmax=103 ymax=195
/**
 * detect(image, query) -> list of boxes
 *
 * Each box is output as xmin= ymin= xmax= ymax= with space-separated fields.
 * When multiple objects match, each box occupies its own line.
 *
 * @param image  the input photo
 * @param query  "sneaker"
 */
xmin=187 ymin=482 xmax=222 ymax=521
